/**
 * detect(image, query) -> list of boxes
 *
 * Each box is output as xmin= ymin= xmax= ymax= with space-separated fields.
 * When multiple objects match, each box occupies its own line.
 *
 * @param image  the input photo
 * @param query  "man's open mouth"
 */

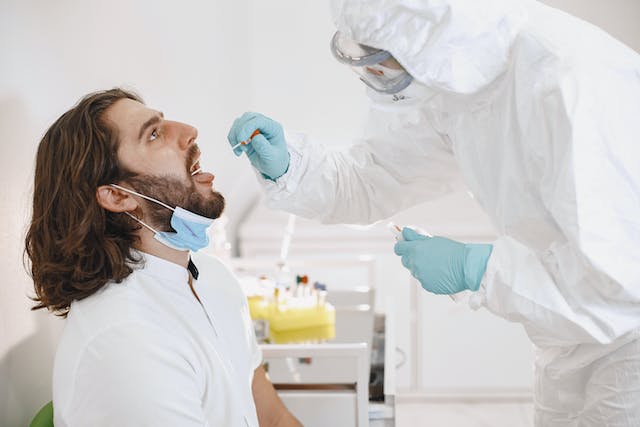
xmin=188 ymin=146 xmax=215 ymax=185
xmin=190 ymin=156 xmax=202 ymax=176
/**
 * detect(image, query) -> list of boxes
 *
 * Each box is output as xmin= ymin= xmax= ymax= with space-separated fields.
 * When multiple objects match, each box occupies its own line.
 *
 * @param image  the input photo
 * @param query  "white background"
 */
xmin=1 ymin=1 xmax=639 ymax=425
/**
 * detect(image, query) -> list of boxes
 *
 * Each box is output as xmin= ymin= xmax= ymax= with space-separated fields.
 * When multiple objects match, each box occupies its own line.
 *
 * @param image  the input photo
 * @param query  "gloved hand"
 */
xmin=393 ymin=228 xmax=493 ymax=295
xmin=227 ymin=112 xmax=290 ymax=181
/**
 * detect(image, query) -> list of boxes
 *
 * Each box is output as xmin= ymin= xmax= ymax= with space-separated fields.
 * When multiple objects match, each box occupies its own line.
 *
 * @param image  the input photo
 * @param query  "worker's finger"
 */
xmin=402 ymin=227 xmax=428 ymax=242
xmin=227 ymin=118 xmax=244 ymax=156
xmin=244 ymin=144 xmax=256 ymax=158
xmin=238 ymin=114 xmax=282 ymax=143
xmin=236 ymin=117 xmax=264 ymax=146
xmin=249 ymin=134 xmax=271 ymax=157
xmin=232 ymin=141 xmax=246 ymax=156
xmin=394 ymin=241 xmax=411 ymax=256
xmin=401 ymin=255 xmax=412 ymax=270
xmin=227 ymin=112 xmax=259 ymax=154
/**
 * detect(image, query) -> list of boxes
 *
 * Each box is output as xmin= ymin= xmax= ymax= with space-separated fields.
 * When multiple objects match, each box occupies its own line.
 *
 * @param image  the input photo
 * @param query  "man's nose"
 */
xmin=177 ymin=122 xmax=198 ymax=150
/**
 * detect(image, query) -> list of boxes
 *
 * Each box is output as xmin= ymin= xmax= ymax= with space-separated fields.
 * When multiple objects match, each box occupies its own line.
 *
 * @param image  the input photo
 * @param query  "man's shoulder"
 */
xmin=68 ymin=269 xmax=144 ymax=315
xmin=64 ymin=288 xmax=166 ymax=344
xmin=191 ymin=252 xmax=239 ymax=286
xmin=62 ymin=269 xmax=177 ymax=344
xmin=190 ymin=252 xmax=249 ymax=309
xmin=191 ymin=251 xmax=230 ymax=270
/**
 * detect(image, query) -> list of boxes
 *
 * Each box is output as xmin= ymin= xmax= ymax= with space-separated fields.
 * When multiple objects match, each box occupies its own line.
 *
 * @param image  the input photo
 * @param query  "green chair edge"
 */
xmin=30 ymin=401 xmax=53 ymax=427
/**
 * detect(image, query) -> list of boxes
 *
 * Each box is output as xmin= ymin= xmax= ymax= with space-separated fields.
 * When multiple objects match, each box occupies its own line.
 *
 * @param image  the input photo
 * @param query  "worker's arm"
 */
xmin=252 ymin=365 xmax=302 ymax=427
xmin=229 ymin=107 xmax=465 ymax=225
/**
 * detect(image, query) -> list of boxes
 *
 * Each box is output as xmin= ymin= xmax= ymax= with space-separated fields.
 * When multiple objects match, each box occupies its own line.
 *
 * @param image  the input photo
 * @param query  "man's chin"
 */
xmin=210 ymin=196 xmax=225 ymax=219
xmin=124 ymin=173 xmax=224 ymax=220
xmin=192 ymin=191 xmax=225 ymax=219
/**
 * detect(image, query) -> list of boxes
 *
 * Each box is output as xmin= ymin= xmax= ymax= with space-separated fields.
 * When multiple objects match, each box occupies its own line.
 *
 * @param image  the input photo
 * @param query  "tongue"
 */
xmin=193 ymin=172 xmax=214 ymax=184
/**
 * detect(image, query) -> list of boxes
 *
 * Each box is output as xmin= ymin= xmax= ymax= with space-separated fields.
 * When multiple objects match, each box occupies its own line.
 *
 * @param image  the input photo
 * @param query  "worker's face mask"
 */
xmin=110 ymin=184 xmax=214 ymax=252
xmin=330 ymin=31 xmax=413 ymax=94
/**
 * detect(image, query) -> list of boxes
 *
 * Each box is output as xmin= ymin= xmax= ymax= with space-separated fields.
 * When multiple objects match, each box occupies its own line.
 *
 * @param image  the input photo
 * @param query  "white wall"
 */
xmin=243 ymin=0 xmax=370 ymax=146
xmin=544 ymin=0 xmax=640 ymax=51
xmin=1 ymin=0 xmax=638 ymax=425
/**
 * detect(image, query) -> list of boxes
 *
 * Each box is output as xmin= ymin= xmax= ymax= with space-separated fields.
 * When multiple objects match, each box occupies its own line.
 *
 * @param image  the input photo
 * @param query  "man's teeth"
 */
xmin=190 ymin=158 xmax=201 ymax=175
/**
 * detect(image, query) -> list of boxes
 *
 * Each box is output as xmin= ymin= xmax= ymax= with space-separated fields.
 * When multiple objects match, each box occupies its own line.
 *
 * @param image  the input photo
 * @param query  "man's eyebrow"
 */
xmin=138 ymin=112 xmax=164 ymax=140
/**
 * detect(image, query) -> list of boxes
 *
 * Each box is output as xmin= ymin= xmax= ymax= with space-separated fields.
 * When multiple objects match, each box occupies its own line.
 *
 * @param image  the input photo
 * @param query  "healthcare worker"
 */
xmin=228 ymin=0 xmax=640 ymax=425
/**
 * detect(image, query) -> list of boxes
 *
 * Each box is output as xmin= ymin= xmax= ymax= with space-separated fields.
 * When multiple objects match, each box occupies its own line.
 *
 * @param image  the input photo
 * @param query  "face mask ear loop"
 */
xmin=124 ymin=211 xmax=159 ymax=234
xmin=110 ymin=183 xmax=175 ymax=212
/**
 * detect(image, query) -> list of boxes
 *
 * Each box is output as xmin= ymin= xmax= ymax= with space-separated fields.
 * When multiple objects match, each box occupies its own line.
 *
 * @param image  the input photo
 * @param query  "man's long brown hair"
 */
xmin=25 ymin=88 xmax=144 ymax=316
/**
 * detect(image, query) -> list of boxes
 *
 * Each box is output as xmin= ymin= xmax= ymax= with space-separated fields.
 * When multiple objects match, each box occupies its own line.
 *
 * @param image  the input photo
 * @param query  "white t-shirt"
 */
xmin=53 ymin=251 xmax=262 ymax=427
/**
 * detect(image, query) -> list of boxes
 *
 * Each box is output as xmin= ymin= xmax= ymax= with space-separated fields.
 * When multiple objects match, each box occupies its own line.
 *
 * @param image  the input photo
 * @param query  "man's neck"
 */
xmin=135 ymin=228 xmax=190 ymax=268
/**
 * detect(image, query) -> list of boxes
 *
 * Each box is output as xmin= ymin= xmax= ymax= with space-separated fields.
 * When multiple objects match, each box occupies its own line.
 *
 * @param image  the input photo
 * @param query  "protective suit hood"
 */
xmin=332 ymin=0 xmax=527 ymax=94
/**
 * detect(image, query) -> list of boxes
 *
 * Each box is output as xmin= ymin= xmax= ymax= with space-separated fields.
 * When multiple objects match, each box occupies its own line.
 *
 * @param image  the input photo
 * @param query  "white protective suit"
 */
xmin=258 ymin=0 xmax=640 ymax=424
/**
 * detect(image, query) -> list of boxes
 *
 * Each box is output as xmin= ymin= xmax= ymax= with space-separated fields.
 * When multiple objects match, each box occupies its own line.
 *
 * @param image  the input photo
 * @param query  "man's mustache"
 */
xmin=186 ymin=144 xmax=200 ymax=172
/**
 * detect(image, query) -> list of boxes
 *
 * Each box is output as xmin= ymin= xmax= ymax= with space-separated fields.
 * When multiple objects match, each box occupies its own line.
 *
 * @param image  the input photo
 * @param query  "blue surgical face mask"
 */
xmin=110 ymin=184 xmax=215 ymax=252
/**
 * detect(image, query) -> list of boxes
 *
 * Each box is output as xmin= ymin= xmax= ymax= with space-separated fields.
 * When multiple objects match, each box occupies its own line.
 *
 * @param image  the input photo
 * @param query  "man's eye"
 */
xmin=149 ymin=129 xmax=159 ymax=141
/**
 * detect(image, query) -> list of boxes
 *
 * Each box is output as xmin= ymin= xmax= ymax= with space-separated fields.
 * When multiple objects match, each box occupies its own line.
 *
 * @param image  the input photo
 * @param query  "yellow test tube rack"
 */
xmin=248 ymin=295 xmax=335 ymax=344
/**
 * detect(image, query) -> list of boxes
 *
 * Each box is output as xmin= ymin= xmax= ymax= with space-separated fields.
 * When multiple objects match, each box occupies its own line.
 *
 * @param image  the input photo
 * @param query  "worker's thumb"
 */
xmin=249 ymin=134 xmax=272 ymax=158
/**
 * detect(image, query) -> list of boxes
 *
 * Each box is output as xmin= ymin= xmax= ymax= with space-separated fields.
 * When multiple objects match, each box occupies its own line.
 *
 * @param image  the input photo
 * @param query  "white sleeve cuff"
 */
xmin=468 ymin=257 xmax=496 ymax=310
xmin=258 ymin=131 xmax=308 ymax=200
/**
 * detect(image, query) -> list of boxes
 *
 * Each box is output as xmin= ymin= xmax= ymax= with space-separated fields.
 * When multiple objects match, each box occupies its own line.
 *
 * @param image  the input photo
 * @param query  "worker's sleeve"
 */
xmin=259 ymin=99 xmax=465 ymax=225
xmin=471 ymin=62 xmax=640 ymax=347
xmin=63 ymin=323 xmax=208 ymax=427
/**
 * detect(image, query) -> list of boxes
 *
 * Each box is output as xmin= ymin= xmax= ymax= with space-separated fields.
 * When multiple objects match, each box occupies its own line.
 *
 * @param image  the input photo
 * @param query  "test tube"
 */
xmin=231 ymin=129 xmax=261 ymax=151
xmin=274 ymin=287 xmax=281 ymax=311
xmin=388 ymin=221 xmax=461 ymax=303
xmin=387 ymin=222 xmax=403 ymax=241
xmin=314 ymin=282 xmax=327 ymax=307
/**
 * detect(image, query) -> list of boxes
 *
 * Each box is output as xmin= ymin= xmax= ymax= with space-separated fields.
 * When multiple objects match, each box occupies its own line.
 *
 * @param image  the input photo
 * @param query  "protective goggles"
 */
xmin=330 ymin=31 xmax=413 ymax=94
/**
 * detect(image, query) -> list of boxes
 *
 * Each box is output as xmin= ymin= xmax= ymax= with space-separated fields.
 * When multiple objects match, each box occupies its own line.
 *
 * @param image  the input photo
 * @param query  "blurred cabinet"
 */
xmin=261 ymin=343 xmax=370 ymax=427
xmin=237 ymin=193 xmax=534 ymax=402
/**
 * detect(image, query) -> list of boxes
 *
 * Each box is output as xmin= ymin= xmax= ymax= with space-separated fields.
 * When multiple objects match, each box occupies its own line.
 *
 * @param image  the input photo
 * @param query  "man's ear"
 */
xmin=96 ymin=185 xmax=138 ymax=213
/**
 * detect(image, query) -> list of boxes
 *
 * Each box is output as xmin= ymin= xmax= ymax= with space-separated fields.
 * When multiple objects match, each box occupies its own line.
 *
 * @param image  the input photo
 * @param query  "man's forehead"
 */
xmin=105 ymin=98 xmax=160 ymax=137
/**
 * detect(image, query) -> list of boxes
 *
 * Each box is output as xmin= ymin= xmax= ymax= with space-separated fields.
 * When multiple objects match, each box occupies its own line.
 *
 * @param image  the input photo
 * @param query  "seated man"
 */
xmin=25 ymin=88 xmax=301 ymax=427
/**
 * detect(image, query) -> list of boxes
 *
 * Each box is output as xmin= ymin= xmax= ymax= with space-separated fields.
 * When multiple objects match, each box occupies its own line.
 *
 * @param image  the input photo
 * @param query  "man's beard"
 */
xmin=127 ymin=174 xmax=225 ymax=232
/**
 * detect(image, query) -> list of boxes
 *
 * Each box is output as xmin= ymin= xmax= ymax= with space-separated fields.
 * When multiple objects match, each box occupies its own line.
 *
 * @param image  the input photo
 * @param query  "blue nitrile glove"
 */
xmin=393 ymin=228 xmax=493 ymax=295
xmin=227 ymin=112 xmax=290 ymax=181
